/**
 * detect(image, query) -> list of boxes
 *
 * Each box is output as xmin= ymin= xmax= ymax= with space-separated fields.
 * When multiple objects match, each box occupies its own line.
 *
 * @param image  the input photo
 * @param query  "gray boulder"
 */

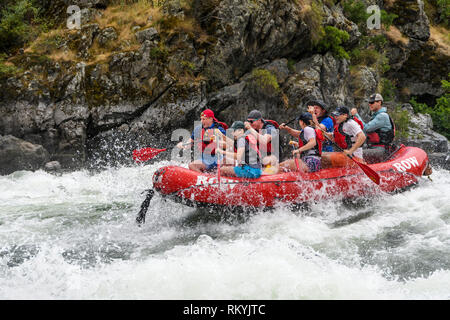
xmin=0 ymin=135 xmax=50 ymax=175
xmin=135 ymin=27 xmax=159 ymax=44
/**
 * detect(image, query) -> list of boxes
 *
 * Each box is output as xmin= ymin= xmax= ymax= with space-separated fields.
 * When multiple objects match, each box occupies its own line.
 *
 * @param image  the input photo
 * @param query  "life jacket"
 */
xmin=198 ymin=121 xmax=227 ymax=155
xmin=333 ymin=117 xmax=364 ymax=150
xmin=366 ymin=113 xmax=396 ymax=148
xmin=298 ymin=126 xmax=323 ymax=157
xmin=317 ymin=115 xmax=334 ymax=151
xmin=244 ymin=134 xmax=261 ymax=166
xmin=258 ymin=119 xmax=279 ymax=156
xmin=232 ymin=134 xmax=262 ymax=166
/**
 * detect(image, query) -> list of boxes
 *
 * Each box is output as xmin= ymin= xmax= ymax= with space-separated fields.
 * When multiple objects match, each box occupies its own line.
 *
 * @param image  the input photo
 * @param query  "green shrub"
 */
xmin=250 ymin=69 xmax=280 ymax=96
xmin=391 ymin=106 xmax=411 ymax=138
xmin=149 ymin=45 xmax=169 ymax=60
xmin=302 ymin=0 xmax=326 ymax=46
xmin=410 ymin=75 xmax=450 ymax=139
xmin=317 ymin=26 xmax=350 ymax=59
xmin=342 ymin=0 xmax=370 ymax=26
xmin=380 ymin=78 xmax=396 ymax=102
xmin=0 ymin=0 xmax=40 ymax=53
xmin=380 ymin=10 xmax=398 ymax=30
xmin=436 ymin=0 xmax=450 ymax=26
xmin=0 ymin=53 xmax=20 ymax=79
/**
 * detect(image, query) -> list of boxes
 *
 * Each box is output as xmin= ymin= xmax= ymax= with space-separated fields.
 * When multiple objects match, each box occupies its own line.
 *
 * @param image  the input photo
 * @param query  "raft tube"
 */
xmin=152 ymin=145 xmax=430 ymax=209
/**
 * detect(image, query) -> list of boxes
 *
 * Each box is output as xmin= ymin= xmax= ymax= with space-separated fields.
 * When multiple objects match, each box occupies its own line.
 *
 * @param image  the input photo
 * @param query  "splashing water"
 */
xmin=0 ymin=161 xmax=449 ymax=299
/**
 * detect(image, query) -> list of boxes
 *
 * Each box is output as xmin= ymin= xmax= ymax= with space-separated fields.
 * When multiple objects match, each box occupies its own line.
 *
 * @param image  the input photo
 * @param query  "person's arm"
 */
xmin=176 ymin=138 xmax=194 ymax=149
xmin=293 ymin=138 xmax=316 ymax=156
xmin=362 ymin=113 xmax=389 ymax=133
xmin=216 ymin=147 xmax=238 ymax=159
xmin=235 ymin=147 xmax=245 ymax=164
xmin=343 ymin=132 xmax=366 ymax=156
xmin=351 ymin=108 xmax=367 ymax=127
xmin=322 ymin=130 xmax=334 ymax=142
xmin=279 ymin=123 xmax=301 ymax=138
xmin=244 ymin=122 xmax=280 ymax=145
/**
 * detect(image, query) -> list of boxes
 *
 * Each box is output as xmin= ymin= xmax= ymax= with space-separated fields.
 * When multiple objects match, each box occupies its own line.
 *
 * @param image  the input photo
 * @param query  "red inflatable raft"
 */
xmin=152 ymin=145 xmax=430 ymax=209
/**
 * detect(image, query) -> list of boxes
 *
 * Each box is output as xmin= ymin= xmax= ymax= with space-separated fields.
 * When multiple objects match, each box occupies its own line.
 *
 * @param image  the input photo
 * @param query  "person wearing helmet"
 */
xmin=279 ymin=112 xmax=322 ymax=173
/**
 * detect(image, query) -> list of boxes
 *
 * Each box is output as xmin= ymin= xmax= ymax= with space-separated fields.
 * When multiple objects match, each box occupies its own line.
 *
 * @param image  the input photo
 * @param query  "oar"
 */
xmin=281 ymin=117 xmax=297 ymax=127
xmin=136 ymin=189 xmax=154 ymax=225
xmin=133 ymin=142 xmax=191 ymax=163
xmin=320 ymin=129 xmax=380 ymax=185
xmin=290 ymin=141 xmax=300 ymax=172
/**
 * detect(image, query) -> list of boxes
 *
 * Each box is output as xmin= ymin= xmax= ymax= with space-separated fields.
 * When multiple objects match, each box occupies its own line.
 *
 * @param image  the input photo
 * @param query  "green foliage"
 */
xmin=149 ymin=45 xmax=169 ymax=60
xmin=0 ymin=0 xmax=40 ymax=53
xmin=391 ymin=106 xmax=411 ymax=138
xmin=303 ymin=0 xmax=326 ymax=46
xmin=0 ymin=53 xmax=20 ymax=79
xmin=380 ymin=10 xmax=398 ymax=30
xmin=317 ymin=26 xmax=350 ymax=60
xmin=342 ymin=0 xmax=370 ymax=26
xmin=369 ymin=34 xmax=387 ymax=50
xmin=436 ymin=0 xmax=450 ymax=26
xmin=410 ymin=75 xmax=450 ymax=139
xmin=287 ymin=59 xmax=296 ymax=72
xmin=380 ymin=78 xmax=396 ymax=102
xmin=250 ymin=69 xmax=280 ymax=96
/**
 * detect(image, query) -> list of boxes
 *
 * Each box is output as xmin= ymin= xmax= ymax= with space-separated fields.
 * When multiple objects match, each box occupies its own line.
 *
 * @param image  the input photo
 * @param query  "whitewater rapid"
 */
xmin=1 ymin=161 xmax=449 ymax=299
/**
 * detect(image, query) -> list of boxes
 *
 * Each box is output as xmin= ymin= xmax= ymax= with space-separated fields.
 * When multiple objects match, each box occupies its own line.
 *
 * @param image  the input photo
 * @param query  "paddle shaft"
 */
xmin=292 ymin=144 xmax=300 ymax=172
xmin=318 ymin=127 xmax=380 ymax=184
xmin=136 ymin=189 xmax=154 ymax=225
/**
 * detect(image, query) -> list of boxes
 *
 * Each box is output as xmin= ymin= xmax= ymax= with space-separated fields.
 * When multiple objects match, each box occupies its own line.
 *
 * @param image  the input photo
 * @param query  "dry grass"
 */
xmin=48 ymin=49 xmax=78 ymax=62
xmin=429 ymin=25 xmax=450 ymax=56
xmin=384 ymin=25 xmax=409 ymax=46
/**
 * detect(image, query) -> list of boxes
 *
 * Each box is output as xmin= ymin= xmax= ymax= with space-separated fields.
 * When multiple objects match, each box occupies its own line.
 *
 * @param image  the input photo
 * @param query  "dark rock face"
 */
xmin=386 ymin=0 xmax=430 ymax=41
xmin=0 ymin=135 xmax=50 ymax=175
xmin=0 ymin=0 xmax=448 ymax=173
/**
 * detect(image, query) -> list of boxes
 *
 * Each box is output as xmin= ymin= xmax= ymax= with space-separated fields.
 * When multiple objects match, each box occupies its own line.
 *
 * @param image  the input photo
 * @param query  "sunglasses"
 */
xmin=247 ymin=118 xmax=259 ymax=123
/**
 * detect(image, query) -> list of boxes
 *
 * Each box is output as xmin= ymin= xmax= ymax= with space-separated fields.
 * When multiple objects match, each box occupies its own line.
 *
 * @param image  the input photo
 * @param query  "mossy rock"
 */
xmin=386 ymin=0 xmax=421 ymax=26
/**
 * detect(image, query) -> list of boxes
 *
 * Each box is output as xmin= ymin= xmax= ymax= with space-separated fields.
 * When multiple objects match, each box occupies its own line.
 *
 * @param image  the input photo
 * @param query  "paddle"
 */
xmin=289 ymin=141 xmax=300 ymax=172
xmin=136 ymin=189 xmax=154 ymax=225
xmin=281 ymin=117 xmax=297 ymax=127
xmin=320 ymin=129 xmax=380 ymax=185
xmin=133 ymin=142 xmax=191 ymax=163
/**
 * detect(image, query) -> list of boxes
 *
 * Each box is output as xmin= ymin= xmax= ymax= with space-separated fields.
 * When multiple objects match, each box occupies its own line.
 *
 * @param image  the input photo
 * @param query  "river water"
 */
xmin=1 ymin=160 xmax=449 ymax=299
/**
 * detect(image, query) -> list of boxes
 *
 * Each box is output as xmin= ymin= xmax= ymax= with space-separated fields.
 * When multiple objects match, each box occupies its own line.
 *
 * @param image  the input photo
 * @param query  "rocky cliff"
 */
xmin=0 ymin=0 xmax=448 ymax=175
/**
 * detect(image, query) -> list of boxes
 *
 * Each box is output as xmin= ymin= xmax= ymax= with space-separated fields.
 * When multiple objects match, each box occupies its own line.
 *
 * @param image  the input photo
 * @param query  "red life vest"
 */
xmin=298 ymin=126 xmax=323 ymax=157
xmin=333 ymin=117 xmax=364 ymax=150
xmin=257 ymin=119 xmax=279 ymax=155
xmin=234 ymin=134 xmax=261 ymax=165
xmin=244 ymin=134 xmax=262 ymax=165
xmin=366 ymin=113 xmax=396 ymax=148
xmin=197 ymin=122 xmax=227 ymax=155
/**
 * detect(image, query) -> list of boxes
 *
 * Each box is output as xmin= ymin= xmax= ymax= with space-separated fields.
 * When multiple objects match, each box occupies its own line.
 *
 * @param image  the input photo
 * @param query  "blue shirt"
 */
xmin=191 ymin=123 xmax=226 ymax=140
xmin=355 ymin=107 xmax=392 ymax=133
xmin=319 ymin=116 xmax=334 ymax=152
xmin=191 ymin=123 xmax=226 ymax=164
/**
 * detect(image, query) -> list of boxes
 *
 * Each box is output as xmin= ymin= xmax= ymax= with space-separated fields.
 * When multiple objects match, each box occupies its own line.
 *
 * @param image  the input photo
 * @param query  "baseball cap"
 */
xmin=247 ymin=110 xmax=263 ymax=121
xmin=331 ymin=106 xmax=350 ymax=117
xmin=231 ymin=121 xmax=245 ymax=130
xmin=200 ymin=109 xmax=217 ymax=121
xmin=367 ymin=93 xmax=383 ymax=103
xmin=296 ymin=112 xmax=313 ymax=123
xmin=306 ymin=99 xmax=328 ymax=111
